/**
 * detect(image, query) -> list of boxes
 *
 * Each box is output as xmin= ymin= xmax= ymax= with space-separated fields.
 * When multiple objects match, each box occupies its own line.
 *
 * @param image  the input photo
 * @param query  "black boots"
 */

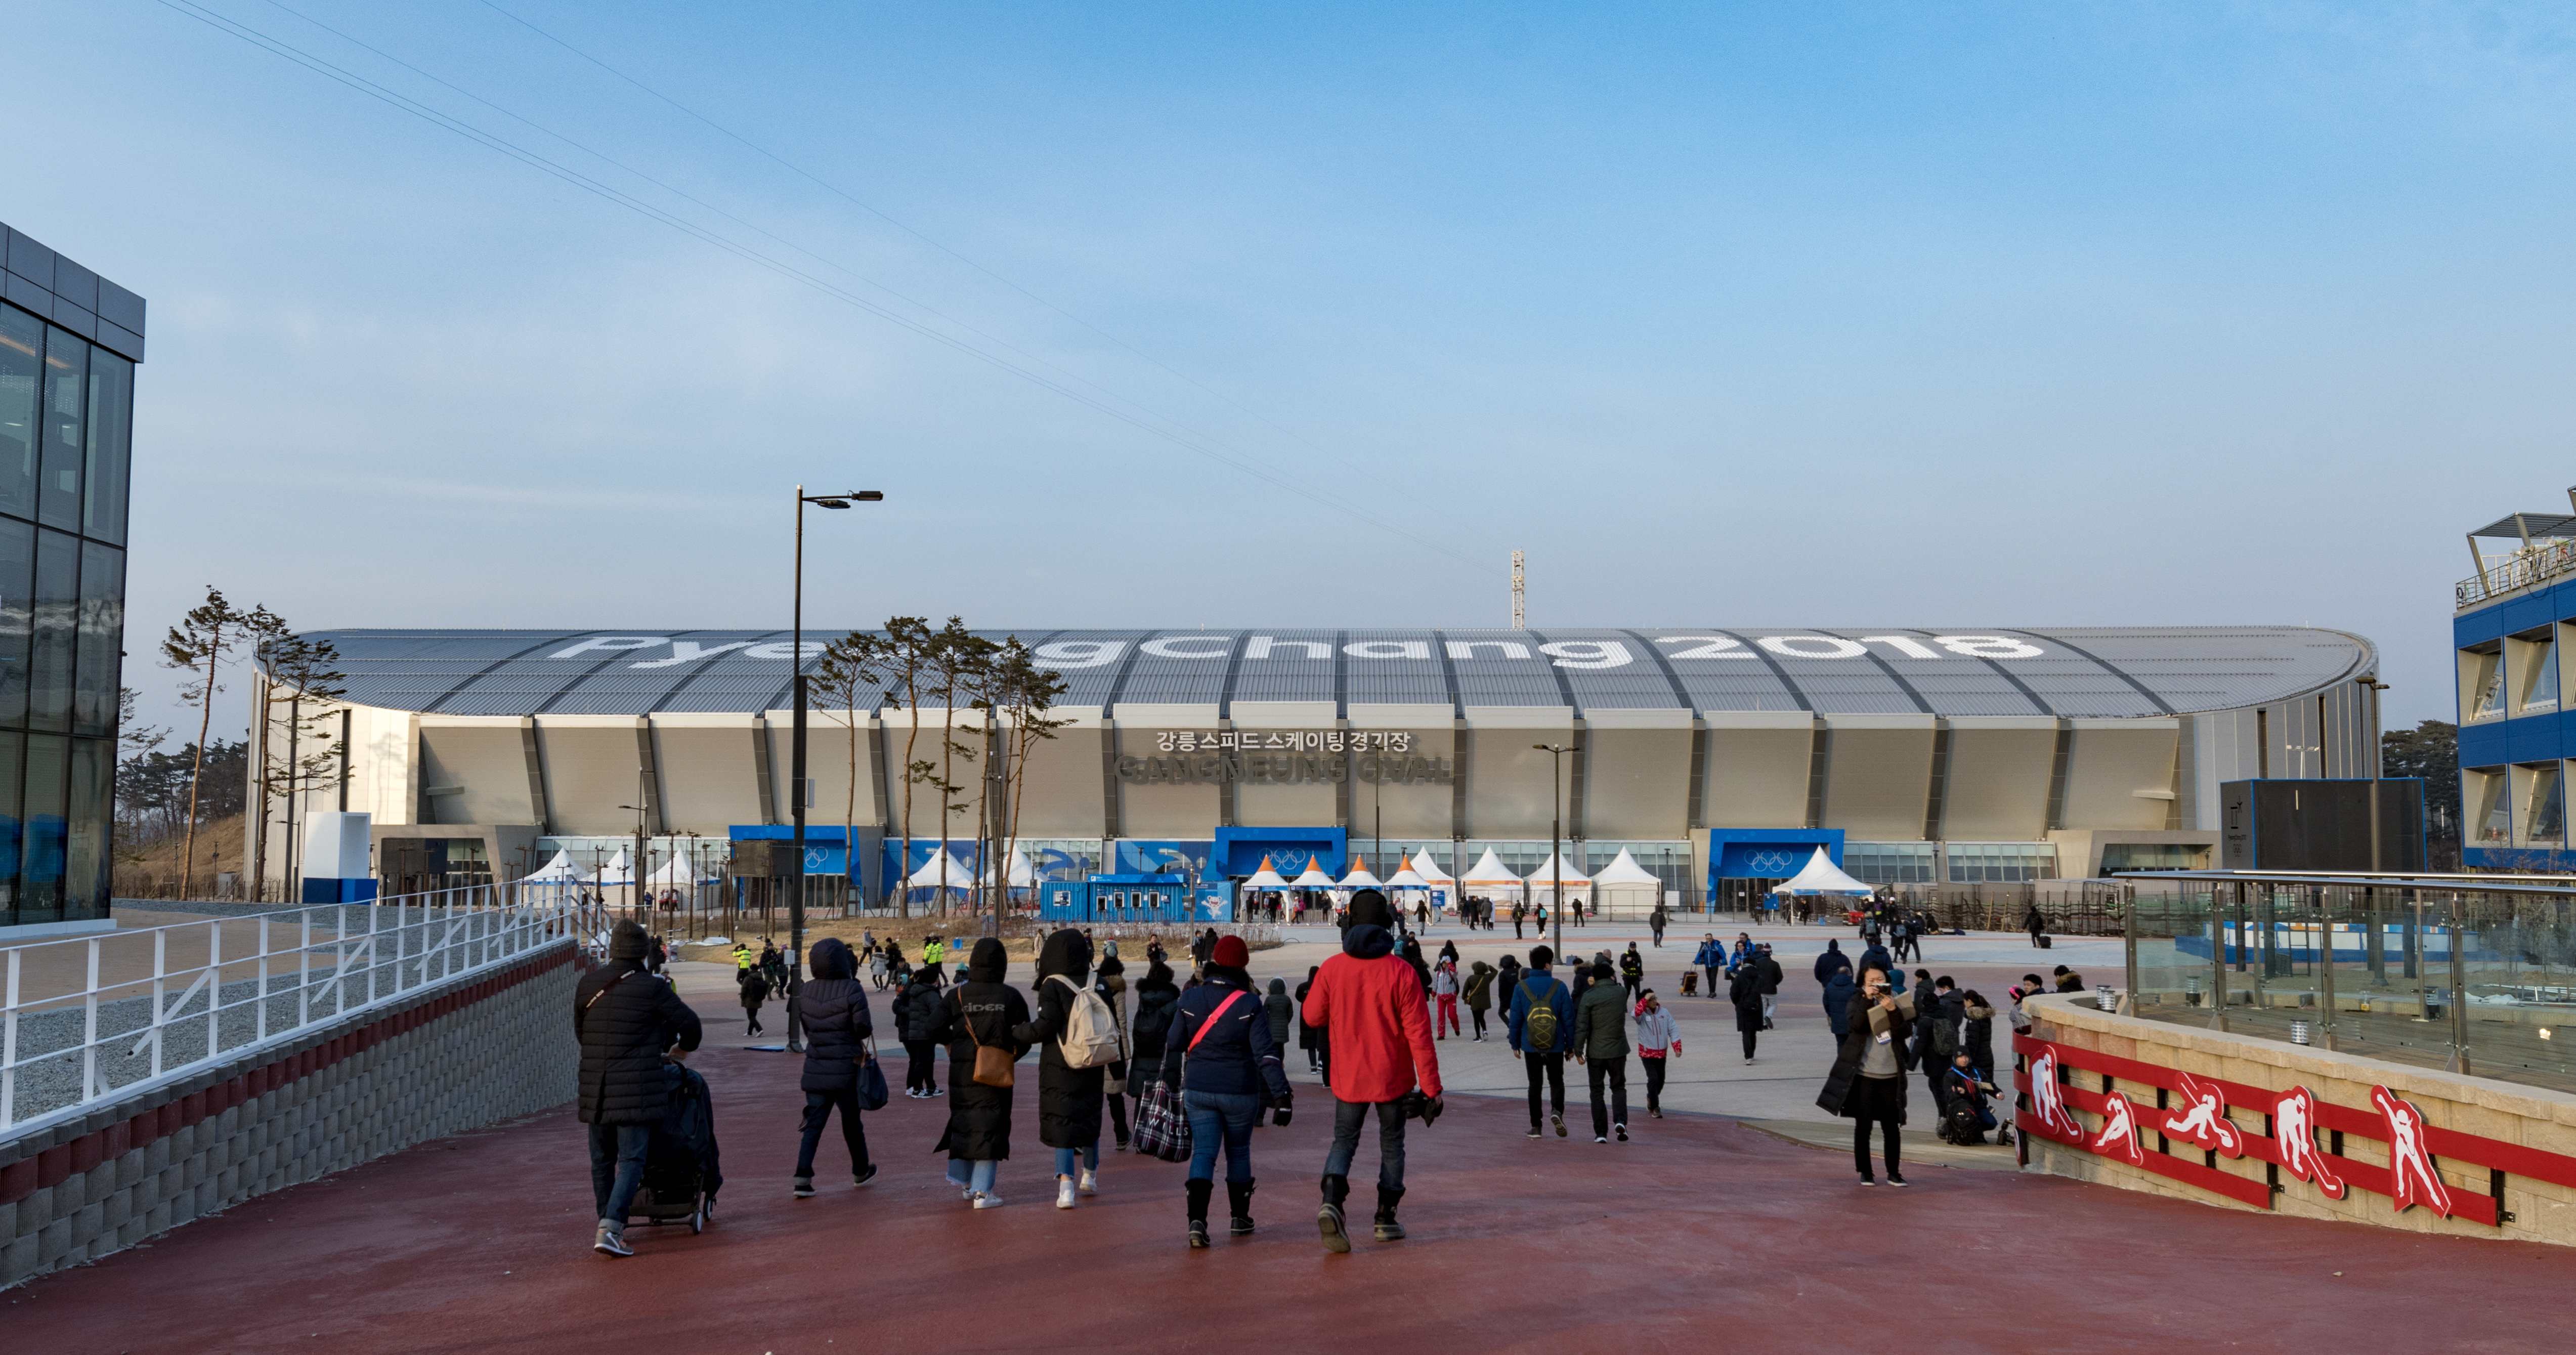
xmin=1317 ymin=1173 xmax=1351 ymax=1253
xmin=1186 ymin=1178 xmax=1213 ymax=1249
xmin=1227 ymin=1179 xmax=1257 ymax=1236
xmin=1373 ymin=1185 xmax=1406 ymax=1242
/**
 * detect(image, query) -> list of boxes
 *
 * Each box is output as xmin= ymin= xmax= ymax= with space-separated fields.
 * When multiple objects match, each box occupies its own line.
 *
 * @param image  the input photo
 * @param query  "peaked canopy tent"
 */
xmin=1289 ymin=858 xmax=1338 ymax=891
xmin=1459 ymin=849 xmax=1525 ymax=902
xmin=1336 ymin=864 xmax=1384 ymax=893
xmin=1407 ymin=851 xmax=1455 ymax=885
xmin=587 ymin=849 xmax=633 ymax=886
xmin=525 ymin=851 xmax=580 ymax=883
xmin=1243 ymin=856 xmax=1290 ymax=891
xmin=1591 ymin=848 xmax=1665 ymax=918
xmin=904 ymin=849 xmax=976 ymax=897
xmin=643 ymin=855 xmax=719 ymax=888
xmin=1774 ymin=848 xmax=1874 ymax=896
xmin=977 ymin=849 xmax=1039 ymax=892
xmin=1524 ymin=854 xmax=1591 ymax=909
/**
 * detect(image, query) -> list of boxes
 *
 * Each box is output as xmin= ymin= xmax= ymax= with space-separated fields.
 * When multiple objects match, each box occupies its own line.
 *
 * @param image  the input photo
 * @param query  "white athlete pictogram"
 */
xmin=2372 ymin=1085 xmax=2455 ymax=1217
xmin=2159 ymin=1072 xmax=2244 ymax=1157
xmin=2269 ymin=1086 xmax=2346 ymax=1199
xmin=2027 ymin=1046 xmax=2083 ymax=1139
xmin=2089 ymin=1090 xmax=2146 ymax=1166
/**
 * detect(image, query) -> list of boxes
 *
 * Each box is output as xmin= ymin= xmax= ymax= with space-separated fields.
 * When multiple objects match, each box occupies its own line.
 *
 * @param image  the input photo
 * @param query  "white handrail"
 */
xmin=0 ymin=882 xmax=608 ymax=1142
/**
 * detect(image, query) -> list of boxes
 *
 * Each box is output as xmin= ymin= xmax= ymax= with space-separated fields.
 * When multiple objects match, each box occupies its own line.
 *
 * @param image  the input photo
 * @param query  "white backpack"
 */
xmin=1048 ymin=975 xmax=1126 ymax=1069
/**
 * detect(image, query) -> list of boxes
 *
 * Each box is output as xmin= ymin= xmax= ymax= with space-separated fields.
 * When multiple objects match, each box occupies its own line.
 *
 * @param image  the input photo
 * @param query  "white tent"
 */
xmin=1524 ymin=853 xmax=1591 ymax=907
xmin=587 ymin=849 xmax=633 ymax=886
xmin=1243 ymin=855 xmax=1290 ymax=890
xmin=977 ymin=849 xmax=1038 ymax=889
xmin=525 ymin=851 xmax=580 ymax=883
xmin=1385 ymin=867 xmax=1429 ymax=890
xmin=1774 ymin=846 xmax=1873 ymax=896
xmin=1337 ymin=864 xmax=1383 ymax=890
xmin=1289 ymin=857 xmax=1338 ymax=891
xmin=1407 ymin=850 xmax=1455 ymax=884
xmin=1459 ymin=849 xmax=1524 ymax=900
xmin=643 ymin=854 xmax=715 ymax=887
xmin=905 ymin=849 xmax=975 ymax=892
xmin=1591 ymin=848 xmax=1664 ymax=918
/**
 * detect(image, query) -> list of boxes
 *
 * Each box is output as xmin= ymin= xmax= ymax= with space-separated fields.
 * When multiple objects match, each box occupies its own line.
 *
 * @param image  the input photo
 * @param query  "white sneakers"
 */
xmin=1078 ymin=1168 xmax=1098 ymax=1196
xmin=972 ymin=1191 xmax=1007 ymax=1209
xmin=1056 ymin=1176 xmax=1079 ymax=1210
xmin=592 ymin=1222 xmax=632 ymax=1257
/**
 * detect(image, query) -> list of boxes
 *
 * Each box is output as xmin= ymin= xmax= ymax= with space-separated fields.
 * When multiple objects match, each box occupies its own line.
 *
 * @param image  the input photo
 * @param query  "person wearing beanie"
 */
xmin=930 ymin=937 xmax=1031 ymax=1209
xmin=574 ymin=919 xmax=703 ymax=1257
xmin=790 ymin=937 xmax=878 ymax=1198
xmin=1505 ymin=944 xmax=1573 ymax=1139
xmin=1300 ymin=889 xmax=1442 ymax=1252
xmin=1161 ymin=932 xmax=1293 ymax=1246
xmin=1013 ymin=929 xmax=1110 ymax=1209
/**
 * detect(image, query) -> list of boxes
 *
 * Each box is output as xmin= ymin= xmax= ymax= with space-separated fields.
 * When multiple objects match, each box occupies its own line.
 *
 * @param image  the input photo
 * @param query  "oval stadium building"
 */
xmin=254 ymin=625 xmax=2382 ymax=904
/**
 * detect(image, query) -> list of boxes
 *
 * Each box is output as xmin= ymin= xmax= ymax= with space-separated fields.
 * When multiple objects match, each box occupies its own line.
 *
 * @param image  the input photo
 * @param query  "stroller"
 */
xmin=629 ymin=1062 xmax=723 ymax=1235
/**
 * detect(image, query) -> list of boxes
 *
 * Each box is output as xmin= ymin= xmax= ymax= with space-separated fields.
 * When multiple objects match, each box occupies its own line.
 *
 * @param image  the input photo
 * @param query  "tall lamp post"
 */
xmin=1533 ymin=742 xmax=1579 ymax=958
xmin=789 ymin=485 xmax=884 ymax=1052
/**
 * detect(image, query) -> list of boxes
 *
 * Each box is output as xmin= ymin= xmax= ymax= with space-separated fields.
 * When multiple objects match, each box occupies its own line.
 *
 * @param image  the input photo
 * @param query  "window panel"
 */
xmin=73 ymin=542 xmax=121 ymax=736
xmin=38 ymin=329 xmax=85 ymax=532
xmin=20 ymin=732 xmax=63 ymax=917
xmin=2526 ymin=765 xmax=2564 ymax=847
xmin=2522 ymin=641 xmax=2559 ymax=716
xmin=0 ymin=731 xmax=19 ymax=918
xmin=65 ymin=736 xmax=107 ymax=917
xmin=27 ymin=528 xmax=75 ymax=731
xmin=0 ymin=518 xmax=30 ymax=725
xmin=82 ymin=350 xmax=131 ymax=545
xmin=0 ymin=308 xmax=38 ymax=521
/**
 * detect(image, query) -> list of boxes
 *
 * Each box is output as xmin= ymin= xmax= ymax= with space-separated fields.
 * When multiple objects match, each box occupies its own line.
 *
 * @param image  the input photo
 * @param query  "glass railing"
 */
xmin=2120 ymin=875 xmax=2576 ymax=1096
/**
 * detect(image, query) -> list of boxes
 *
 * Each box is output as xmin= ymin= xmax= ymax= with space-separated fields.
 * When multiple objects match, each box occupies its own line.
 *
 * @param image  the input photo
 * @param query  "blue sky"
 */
xmin=13 ymin=2 xmax=2576 ymax=736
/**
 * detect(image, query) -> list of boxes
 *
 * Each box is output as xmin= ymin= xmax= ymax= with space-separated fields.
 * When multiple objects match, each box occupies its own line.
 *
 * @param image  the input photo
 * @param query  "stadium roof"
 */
xmin=296 ymin=626 xmax=2377 ymax=721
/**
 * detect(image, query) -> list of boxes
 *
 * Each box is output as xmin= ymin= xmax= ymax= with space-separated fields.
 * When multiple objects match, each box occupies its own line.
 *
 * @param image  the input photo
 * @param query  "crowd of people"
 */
xmin=575 ymin=894 xmax=2061 ymax=1257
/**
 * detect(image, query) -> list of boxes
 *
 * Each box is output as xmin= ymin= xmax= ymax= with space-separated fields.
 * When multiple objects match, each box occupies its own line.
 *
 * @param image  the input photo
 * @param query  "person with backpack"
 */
xmin=1301 ymin=889 xmax=1443 ymax=1252
xmin=1462 ymin=959 xmax=1496 ymax=1041
xmin=2025 ymin=904 xmax=2047 ymax=949
xmin=790 ymin=937 xmax=879 ymax=1198
xmin=739 ymin=964 xmax=771 ymax=1037
xmin=1506 ymin=943 xmax=1574 ymax=1139
xmin=1570 ymin=961 xmax=1632 ymax=1142
xmin=1160 ymin=935 xmax=1294 ymax=1247
xmin=1914 ymin=977 xmax=1962 ymax=1107
xmin=1012 ymin=929 xmax=1117 ymax=1209
xmin=575 ymin=920 xmax=703 ymax=1257
xmin=930 ymin=938 xmax=1031 ymax=1209
xmin=1618 ymin=944 xmax=1646 ymax=1003
xmin=1729 ymin=956 xmax=1769 ymax=1064
xmin=1632 ymin=989 xmax=1680 ymax=1118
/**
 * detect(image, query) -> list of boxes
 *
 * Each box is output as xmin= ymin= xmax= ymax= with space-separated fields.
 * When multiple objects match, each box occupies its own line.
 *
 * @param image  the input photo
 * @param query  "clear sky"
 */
xmin=13 ymin=2 xmax=2575 ymax=739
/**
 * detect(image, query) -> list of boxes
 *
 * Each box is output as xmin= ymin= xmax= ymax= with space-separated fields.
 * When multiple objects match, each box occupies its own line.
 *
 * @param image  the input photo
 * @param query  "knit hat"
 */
xmin=1346 ymin=889 xmax=1394 ymax=930
xmin=610 ymin=920 xmax=650 ymax=960
xmin=1212 ymin=935 xmax=1249 ymax=967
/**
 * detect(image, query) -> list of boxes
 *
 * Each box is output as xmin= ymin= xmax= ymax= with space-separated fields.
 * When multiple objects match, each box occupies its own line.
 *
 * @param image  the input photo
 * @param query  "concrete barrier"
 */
xmin=0 ymin=941 xmax=578 ymax=1288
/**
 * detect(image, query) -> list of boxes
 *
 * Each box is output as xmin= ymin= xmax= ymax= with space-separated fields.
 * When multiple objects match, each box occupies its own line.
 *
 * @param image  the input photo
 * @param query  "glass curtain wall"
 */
xmin=0 ymin=301 xmax=129 ymax=925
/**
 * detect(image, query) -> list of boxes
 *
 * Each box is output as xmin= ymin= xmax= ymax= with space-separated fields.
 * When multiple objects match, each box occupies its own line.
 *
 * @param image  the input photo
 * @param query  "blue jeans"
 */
xmin=1324 ymin=1096 xmax=1407 ymax=1192
xmin=1185 ymin=1089 xmax=1262 ymax=1183
xmin=588 ymin=1122 xmax=652 ymax=1223
xmin=1054 ymin=1142 xmax=1100 ymax=1178
xmin=945 ymin=1159 xmax=999 ymax=1194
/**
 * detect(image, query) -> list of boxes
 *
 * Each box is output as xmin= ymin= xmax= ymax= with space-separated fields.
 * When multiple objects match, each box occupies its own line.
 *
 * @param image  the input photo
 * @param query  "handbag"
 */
xmin=1134 ymin=1080 xmax=1190 ymax=1162
xmin=962 ymin=993 xmax=1015 ymax=1087
xmin=856 ymin=1038 xmax=891 ymax=1111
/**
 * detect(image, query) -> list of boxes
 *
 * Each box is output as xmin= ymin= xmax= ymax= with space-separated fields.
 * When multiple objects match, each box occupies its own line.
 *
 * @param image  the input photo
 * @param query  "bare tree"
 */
xmin=157 ymin=587 xmax=254 ymax=899
xmin=972 ymin=639 xmax=1069 ymax=932
xmin=812 ymin=631 xmax=887 ymax=910
xmin=870 ymin=617 xmax=934 ymax=918
xmin=924 ymin=618 xmax=997 ymax=919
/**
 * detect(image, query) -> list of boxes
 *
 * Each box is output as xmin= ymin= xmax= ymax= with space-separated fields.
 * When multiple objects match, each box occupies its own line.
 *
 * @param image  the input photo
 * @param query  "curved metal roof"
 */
xmin=299 ymin=626 xmax=2376 ymax=720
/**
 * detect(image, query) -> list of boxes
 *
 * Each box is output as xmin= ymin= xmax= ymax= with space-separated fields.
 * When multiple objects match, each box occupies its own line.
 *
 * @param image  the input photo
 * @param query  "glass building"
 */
xmin=1 ymin=222 xmax=142 ymax=927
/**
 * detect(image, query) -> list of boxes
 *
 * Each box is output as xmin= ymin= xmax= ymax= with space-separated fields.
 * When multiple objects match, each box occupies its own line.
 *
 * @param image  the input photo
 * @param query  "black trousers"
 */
xmin=1586 ymin=1054 xmax=1628 ymax=1135
xmin=902 ymin=1040 xmax=938 ymax=1092
xmin=1525 ymin=1052 xmax=1566 ymax=1127
xmin=1855 ymin=1116 xmax=1901 ymax=1176
xmin=796 ymin=1088 xmax=870 ymax=1177
xmin=743 ymin=1006 xmax=763 ymax=1035
xmin=1642 ymin=1055 xmax=1667 ymax=1112
xmin=1622 ymin=977 xmax=1642 ymax=1003
xmin=1105 ymin=1084 xmax=1131 ymax=1144
xmin=1740 ymin=1028 xmax=1758 ymax=1058
xmin=1469 ymin=1007 xmax=1488 ymax=1038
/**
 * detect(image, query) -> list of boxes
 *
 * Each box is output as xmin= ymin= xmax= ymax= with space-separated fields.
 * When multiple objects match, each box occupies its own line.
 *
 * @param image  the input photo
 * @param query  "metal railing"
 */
xmin=2 ymin=883 xmax=606 ymax=1141
xmin=2459 ymin=538 xmax=2576 ymax=608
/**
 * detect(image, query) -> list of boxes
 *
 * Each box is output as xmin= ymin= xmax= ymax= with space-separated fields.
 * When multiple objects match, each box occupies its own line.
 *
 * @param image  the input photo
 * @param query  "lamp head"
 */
xmin=813 ymin=498 xmax=851 ymax=510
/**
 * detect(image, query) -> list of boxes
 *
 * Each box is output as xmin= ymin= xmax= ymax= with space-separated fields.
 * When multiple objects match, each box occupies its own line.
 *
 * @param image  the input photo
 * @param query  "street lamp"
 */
xmin=1533 ymin=742 xmax=1580 ymax=958
xmin=789 ymin=485 xmax=885 ymax=1052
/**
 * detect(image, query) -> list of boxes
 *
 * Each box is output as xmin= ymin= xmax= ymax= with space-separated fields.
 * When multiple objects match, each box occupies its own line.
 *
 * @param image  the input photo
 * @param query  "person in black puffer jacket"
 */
xmin=790 ymin=937 xmax=876 ymax=1198
xmin=1014 ymin=928 xmax=1108 ymax=1209
xmin=930 ymin=938 xmax=1030 ymax=1208
xmin=1095 ymin=950 xmax=1132 ymax=1150
xmin=897 ymin=970 xmax=948 ymax=1097
xmin=1159 ymin=935 xmax=1292 ymax=1246
xmin=1128 ymin=959 xmax=1181 ymax=1128
xmin=575 ymin=920 xmax=703 ymax=1256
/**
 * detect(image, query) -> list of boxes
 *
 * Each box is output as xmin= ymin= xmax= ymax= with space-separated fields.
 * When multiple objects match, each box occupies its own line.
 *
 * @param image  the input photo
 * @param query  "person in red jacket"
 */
xmin=1301 ymin=888 xmax=1443 ymax=1253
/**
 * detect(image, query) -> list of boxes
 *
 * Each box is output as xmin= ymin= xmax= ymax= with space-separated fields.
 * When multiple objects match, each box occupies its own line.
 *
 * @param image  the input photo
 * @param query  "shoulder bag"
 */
xmin=961 ymin=991 xmax=1016 ymax=1087
xmin=856 ymin=1036 xmax=891 ymax=1111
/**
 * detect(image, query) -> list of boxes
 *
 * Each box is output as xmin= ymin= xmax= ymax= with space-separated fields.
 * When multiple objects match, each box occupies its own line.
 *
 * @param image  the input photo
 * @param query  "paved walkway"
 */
xmin=16 ymin=924 xmax=2564 ymax=1352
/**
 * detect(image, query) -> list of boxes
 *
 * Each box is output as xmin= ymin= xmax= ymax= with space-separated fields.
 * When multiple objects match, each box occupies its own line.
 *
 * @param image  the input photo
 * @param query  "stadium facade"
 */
xmin=2458 ymin=500 xmax=2576 ymax=869
xmin=258 ymin=625 xmax=2382 ymax=905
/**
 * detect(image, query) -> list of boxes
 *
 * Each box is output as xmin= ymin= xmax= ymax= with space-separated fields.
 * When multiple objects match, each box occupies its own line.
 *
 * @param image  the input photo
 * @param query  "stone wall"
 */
xmin=0 ymin=941 xmax=578 ymax=1288
xmin=2020 ymin=994 xmax=2576 ymax=1247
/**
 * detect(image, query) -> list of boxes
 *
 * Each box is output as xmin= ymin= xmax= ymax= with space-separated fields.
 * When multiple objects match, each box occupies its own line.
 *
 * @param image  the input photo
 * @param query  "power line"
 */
xmin=148 ymin=0 xmax=1488 ymax=570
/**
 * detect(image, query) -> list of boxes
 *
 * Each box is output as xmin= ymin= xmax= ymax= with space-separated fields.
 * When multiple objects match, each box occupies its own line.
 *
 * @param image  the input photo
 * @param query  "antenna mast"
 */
xmin=1511 ymin=549 xmax=1526 ymax=629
